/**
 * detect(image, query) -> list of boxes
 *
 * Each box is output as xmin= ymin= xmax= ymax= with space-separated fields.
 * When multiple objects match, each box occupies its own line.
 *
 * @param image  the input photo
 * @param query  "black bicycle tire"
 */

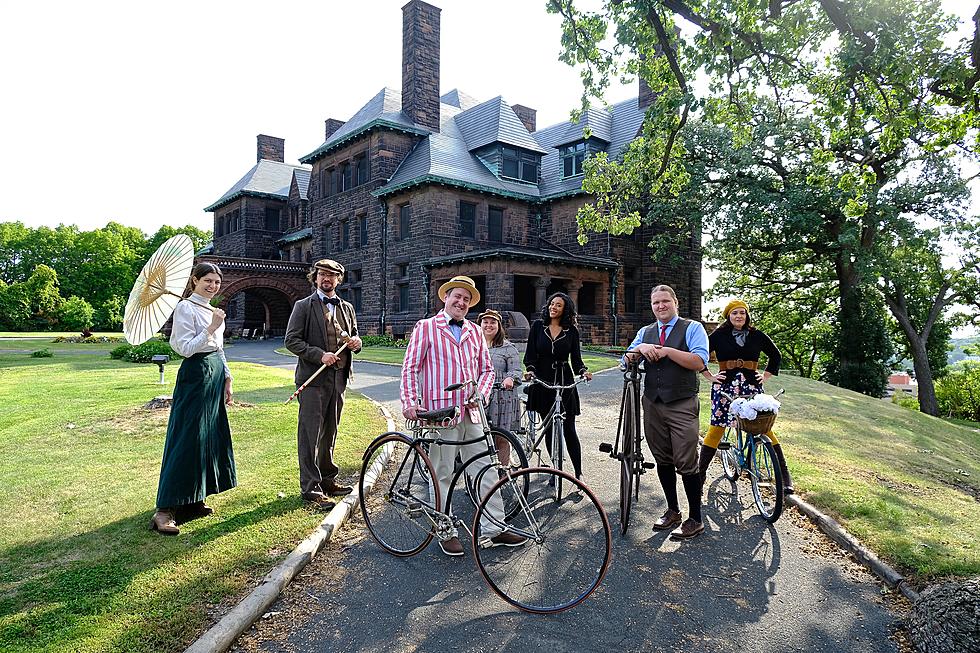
xmin=720 ymin=426 xmax=741 ymax=481
xmin=359 ymin=432 xmax=439 ymax=557
xmin=462 ymin=428 xmax=531 ymax=519
xmin=472 ymin=467 xmax=612 ymax=614
xmin=750 ymin=437 xmax=784 ymax=523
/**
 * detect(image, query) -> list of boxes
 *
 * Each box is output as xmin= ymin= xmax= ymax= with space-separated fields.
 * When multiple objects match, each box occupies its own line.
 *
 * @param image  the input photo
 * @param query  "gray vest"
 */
xmin=642 ymin=318 xmax=699 ymax=403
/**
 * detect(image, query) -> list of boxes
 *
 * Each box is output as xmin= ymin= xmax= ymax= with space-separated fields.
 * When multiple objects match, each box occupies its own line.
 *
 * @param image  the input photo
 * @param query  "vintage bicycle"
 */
xmin=515 ymin=374 xmax=589 ymax=501
xmin=358 ymin=379 xmax=612 ymax=614
xmin=715 ymin=389 xmax=786 ymax=522
xmin=599 ymin=356 xmax=655 ymax=535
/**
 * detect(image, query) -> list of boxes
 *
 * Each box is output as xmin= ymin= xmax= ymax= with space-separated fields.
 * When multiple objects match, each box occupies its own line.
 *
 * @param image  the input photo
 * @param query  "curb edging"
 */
xmin=184 ymin=400 xmax=396 ymax=653
xmin=787 ymin=494 xmax=921 ymax=603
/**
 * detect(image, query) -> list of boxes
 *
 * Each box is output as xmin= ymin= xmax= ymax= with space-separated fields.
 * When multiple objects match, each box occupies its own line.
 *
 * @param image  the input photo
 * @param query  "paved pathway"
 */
xmin=226 ymin=340 xmax=905 ymax=653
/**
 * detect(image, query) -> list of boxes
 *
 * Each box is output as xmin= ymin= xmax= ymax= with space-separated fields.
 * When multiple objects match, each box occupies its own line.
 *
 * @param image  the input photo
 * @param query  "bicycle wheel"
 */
xmin=464 ymin=428 xmax=530 ymax=519
xmin=749 ymin=436 xmax=784 ymax=523
xmin=473 ymin=467 xmax=612 ymax=614
xmin=359 ymin=433 xmax=439 ymax=557
xmin=619 ymin=387 xmax=640 ymax=535
xmin=517 ymin=399 xmax=537 ymax=457
xmin=720 ymin=426 xmax=740 ymax=481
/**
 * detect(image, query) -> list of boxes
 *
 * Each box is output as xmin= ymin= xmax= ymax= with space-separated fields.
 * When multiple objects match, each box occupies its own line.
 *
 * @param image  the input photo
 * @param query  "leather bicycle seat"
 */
xmin=416 ymin=407 xmax=458 ymax=422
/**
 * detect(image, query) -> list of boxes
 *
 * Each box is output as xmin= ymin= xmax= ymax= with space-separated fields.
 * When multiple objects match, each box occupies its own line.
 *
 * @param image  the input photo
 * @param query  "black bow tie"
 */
xmin=322 ymin=296 xmax=340 ymax=306
xmin=449 ymin=318 xmax=464 ymax=328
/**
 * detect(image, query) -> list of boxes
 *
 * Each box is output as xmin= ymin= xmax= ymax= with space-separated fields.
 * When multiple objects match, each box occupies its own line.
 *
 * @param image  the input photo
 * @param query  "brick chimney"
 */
xmin=402 ymin=0 xmax=441 ymax=132
xmin=257 ymin=135 xmax=285 ymax=162
xmin=511 ymin=104 xmax=536 ymax=133
xmin=324 ymin=119 xmax=345 ymax=140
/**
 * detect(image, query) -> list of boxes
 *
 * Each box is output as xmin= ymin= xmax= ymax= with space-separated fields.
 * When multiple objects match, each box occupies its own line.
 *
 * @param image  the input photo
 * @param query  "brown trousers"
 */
xmin=296 ymin=367 xmax=347 ymax=495
xmin=642 ymin=394 xmax=700 ymax=475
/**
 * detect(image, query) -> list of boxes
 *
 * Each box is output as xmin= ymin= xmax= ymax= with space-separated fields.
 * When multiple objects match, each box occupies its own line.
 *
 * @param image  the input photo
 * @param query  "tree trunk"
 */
xmin=908 ymin=337 xmax=939 ymax=416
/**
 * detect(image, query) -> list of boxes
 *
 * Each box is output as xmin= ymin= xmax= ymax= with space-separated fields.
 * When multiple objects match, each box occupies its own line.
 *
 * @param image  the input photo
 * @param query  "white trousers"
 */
xmin=426 ymin=417 xmax=506 ymax=538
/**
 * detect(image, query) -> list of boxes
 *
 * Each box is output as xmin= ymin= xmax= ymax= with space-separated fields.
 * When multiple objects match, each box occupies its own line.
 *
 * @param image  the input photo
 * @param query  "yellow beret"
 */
xmin=723 ymin=300 xmax=749 ymax=319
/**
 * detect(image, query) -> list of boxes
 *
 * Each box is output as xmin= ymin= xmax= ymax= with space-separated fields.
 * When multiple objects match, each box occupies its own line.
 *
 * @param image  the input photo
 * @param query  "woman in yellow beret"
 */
xmin=698 ymin=300 xmax=793 ymax=494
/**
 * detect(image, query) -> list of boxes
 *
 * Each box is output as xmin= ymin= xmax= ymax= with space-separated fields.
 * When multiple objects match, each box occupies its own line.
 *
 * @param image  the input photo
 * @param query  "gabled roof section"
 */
xmin=376 ymin=133 xmax=541 ymax=200
xmin=300 ymin=88 xmax=430 ymax=164
xmin=292 ymin=169 xmax=311 ymax=201
xmin=453 ymin=96 xmax=549 ymax=154
xmin=205 ymin=159 xmax=310 ymax=212
xmin=440 ymin=89 xmax=481 ymax=110
xmin=534 ymin=97 xmax=646 ymax=198
xmin=546 ymin=107 xmax=614 ymax=147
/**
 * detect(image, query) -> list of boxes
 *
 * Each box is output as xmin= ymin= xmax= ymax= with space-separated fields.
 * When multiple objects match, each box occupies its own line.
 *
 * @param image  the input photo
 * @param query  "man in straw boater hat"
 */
xmin=400 ymin=275 xmax=527 ymax=556
xmin=285 ymin=259 xmax=362 ymax=509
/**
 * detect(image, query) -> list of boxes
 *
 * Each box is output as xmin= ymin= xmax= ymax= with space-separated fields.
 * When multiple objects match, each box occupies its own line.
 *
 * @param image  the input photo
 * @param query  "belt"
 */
xmin=718 ymin=359 xmax=758 ymax=371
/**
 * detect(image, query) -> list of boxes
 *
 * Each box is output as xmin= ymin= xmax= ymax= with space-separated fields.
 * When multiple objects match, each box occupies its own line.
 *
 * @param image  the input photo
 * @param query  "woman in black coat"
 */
xmin=523 ymin=292 xmax=593 ymax=478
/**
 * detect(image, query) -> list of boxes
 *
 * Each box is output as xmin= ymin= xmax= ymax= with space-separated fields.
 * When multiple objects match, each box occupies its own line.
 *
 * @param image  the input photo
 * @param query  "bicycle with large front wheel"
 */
xmin=358 ymin=379 xmax=612 ymax=614
xmin=521 ymin=374 xmax=589 ymax=501
xmin=716 ymin=389 xmax=785 ymax=523
xmin=599 ymin=357 xmax=655 ymax=535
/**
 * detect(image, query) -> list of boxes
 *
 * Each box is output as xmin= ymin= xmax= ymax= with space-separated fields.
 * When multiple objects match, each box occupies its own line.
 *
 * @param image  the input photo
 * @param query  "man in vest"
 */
xmin=624 ymin=284 xmax=710 ymax=540
xmin=285 ymin=259 xmax=362 ymax=508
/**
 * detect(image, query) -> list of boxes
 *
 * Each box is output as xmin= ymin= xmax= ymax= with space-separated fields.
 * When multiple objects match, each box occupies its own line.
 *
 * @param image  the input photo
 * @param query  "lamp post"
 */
xmin=151 ymin=354 xmax=170 ymax=385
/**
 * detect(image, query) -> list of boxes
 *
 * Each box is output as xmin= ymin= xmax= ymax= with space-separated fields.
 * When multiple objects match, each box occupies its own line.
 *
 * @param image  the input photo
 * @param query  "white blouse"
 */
xmin=169 ymin=293 xmax=231 ymax=379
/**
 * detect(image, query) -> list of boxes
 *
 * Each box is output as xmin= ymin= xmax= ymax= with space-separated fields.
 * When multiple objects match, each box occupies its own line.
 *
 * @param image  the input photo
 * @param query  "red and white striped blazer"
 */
xmin=400 ymin=311 xmax=495 ymax=424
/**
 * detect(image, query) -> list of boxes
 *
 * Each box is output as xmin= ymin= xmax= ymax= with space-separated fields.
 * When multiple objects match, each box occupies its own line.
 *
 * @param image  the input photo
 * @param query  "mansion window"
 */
xmin=459 ymin=201 xmax=476 ymax=238
xmin=500 ymin=147 xmax=539 ymax=183
xmin=341 ymin=162 xmax=352 ymax=191
xmin=358 ymin=214 xmax=368 ymax=246
xmin=397 ymin=283 xmax=410 ymax=312
xmin=398 ymin=204 xmax=411 ymax=240
xmin=488 ymin=207 xmax=503 ymax=243
xmin=340 ymin=220 xmax=350 ymax=251
xmin=354 ymin=155 xmax=368 ymax=186
xmin=264 ymin=208 xmax=280 ymax=231
xmin=560 ymin=142 xmax=587 ymax=178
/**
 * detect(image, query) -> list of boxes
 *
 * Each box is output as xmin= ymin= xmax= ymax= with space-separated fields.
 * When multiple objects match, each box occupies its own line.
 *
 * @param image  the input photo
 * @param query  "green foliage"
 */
xmin=30 ymin=348 xmax=52 ymax=358
xmin=823 ymin=286 xmax=893 ymax=398
xmin=57 ymin=296 xmax=94 ymax=331
xmin=360 ymin=334 xmax=408 ymax=348
xmin=936 ymin=367 xmax=980 ymax=422
xmin=110 ymin=340 xmax=181 ymax=363
xmin=55 ymin=335 xmax=125 ymax=344
xmin=94 ymin=294 xmax=126 ymax=331
xmin=890 ymin=392 xmax=919 ymax=411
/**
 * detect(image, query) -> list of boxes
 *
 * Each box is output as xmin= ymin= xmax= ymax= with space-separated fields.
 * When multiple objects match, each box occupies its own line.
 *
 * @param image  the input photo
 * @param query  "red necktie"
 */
xmin=659 ymin=324 xmax=668 ymax=346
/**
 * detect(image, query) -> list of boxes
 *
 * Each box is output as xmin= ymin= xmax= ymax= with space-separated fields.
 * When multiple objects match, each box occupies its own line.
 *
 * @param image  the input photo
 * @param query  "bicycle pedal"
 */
xmin=641 ymin=462 xmax=656 ymax=470
xmin=717 ymin=442 xmax=732 ymax=450
xmin=598 ymin=442 xmax=613 ymax=454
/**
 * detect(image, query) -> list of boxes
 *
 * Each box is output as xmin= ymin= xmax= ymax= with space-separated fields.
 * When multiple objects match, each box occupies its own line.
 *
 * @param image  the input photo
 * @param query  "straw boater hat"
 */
xmin=722 ymin=299 xmax=749 ymax=319
xmin=477 ymin=308 xmax=503 ymax=324
xmin=438 ymin=275 xmax=480 ymax=307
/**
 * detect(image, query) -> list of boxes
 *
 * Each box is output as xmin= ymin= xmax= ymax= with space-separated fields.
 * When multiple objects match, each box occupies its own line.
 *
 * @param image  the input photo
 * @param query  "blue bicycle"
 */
xmin=716 ymin=389 xmax=785 ymax=523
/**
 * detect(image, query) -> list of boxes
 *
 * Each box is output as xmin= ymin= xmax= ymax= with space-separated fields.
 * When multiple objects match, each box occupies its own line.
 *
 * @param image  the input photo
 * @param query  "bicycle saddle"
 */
xmin=416 ymin=407 xmax=459 ymax=422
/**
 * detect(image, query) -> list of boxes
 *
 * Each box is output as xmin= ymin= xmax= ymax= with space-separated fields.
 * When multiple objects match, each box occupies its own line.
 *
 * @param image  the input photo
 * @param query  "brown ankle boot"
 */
xmin=772 ymin=444 xmax=794 ymax=494
xmin=150 ymin=509 xmax=179 ymax=535
xmin=697 ymin=444 xmax=717 ymax=487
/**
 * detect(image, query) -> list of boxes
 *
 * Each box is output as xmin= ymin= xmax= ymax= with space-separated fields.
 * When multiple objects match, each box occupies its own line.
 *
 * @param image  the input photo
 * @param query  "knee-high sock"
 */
xmin=657 ymin=463 xmax=679 ymax=512
xmin=704 ymin=425 xmax=726 ymax=448
xmin=682 ymin=473 xmax=703 ymax=522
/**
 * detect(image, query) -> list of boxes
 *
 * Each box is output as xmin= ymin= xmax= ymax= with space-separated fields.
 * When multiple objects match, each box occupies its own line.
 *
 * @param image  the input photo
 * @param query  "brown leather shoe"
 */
xmin=322 ymin=481 xmax=354 ymax=497
xmin=669 ymin=518 xmax=705 ymax=541
xmin=150 ymin=510 xmax=179 ymax=535
xmin=302 ymin=493 xmax=335 ymax=511
xmin=488 ymin=531 xmax=528 ymax=548
xmin=438 ymin=536 xmax=465 ymax=557
xmin=652 ymin=509 xmax=682 ymax=531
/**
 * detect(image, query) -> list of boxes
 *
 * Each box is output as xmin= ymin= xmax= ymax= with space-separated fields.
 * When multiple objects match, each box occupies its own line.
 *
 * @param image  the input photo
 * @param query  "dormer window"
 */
xmin=560 ymin=141 xmax=587 ymax=178
xmin=500 ymin=146 xmax=539 ymax=183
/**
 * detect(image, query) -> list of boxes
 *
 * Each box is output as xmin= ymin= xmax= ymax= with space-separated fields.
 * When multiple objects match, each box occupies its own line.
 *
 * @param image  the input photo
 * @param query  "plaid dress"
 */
xmin=487 ymin=340 xmax=522 ymax=431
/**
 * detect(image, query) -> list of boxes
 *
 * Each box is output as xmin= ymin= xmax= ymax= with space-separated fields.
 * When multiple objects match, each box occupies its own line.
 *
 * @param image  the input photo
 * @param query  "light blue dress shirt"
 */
xmin=623 ymin=316 xmax=709 ymax=366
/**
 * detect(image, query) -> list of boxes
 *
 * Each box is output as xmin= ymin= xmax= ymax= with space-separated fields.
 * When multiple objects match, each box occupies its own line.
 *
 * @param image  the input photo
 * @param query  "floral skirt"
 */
xmin=710 ymin=372 xmax=764 ymax=428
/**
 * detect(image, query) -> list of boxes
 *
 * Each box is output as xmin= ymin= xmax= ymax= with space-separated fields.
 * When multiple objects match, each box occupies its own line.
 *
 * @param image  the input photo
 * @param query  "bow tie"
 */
xmin=322 ymin=296 xmax=340 ymax=306
xmin=448 ymin=318 xmax=464 ymax=328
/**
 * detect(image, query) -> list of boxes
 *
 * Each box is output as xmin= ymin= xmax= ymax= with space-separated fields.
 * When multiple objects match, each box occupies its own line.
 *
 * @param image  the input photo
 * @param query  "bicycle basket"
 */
xmin=736 ymin=411 xmax=776 ymax=435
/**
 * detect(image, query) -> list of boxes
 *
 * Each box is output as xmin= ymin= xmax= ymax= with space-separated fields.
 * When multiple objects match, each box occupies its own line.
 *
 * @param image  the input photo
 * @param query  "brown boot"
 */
xmin=150 ymin=510 xmax=179 ymax=535
xmin=772 ymin=443 xmax=794 ymax=494
xmin=697 ymin=444 xmax=717 ymax=487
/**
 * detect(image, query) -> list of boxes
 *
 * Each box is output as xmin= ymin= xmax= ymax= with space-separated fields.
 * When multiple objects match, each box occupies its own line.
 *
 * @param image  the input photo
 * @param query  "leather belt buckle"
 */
xmin=735 ymin=358 xmax=745 ymax=368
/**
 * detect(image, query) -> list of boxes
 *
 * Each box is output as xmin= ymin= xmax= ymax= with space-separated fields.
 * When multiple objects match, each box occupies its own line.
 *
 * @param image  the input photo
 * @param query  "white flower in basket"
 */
xmin=730 ymin=394 xmax=781 ymax=421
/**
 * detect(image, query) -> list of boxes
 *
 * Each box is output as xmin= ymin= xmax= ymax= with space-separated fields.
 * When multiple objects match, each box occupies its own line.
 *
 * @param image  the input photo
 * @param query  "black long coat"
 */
xmin=523 ymin=319 xmax=588 ymax=417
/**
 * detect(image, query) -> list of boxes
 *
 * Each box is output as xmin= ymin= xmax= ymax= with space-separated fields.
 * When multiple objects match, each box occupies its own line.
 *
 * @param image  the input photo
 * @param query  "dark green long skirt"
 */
xmin=156 ymin=351 xmax=237 ymax=509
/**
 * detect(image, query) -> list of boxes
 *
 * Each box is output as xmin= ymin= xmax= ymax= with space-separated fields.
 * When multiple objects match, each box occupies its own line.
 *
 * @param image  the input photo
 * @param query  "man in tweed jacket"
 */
xmin=285 ymin=259 xmax=362 ymax=507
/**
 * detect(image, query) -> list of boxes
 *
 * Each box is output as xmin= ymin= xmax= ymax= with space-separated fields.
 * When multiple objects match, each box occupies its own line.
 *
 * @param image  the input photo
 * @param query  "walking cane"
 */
xmin=285 ymin=330 xmax=352 ymax=404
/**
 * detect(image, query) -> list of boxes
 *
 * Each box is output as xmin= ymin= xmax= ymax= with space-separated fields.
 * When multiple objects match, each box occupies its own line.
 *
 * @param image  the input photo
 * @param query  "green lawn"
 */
xmin=0 ymin=347 xmax=385 ymax=653
xmin=0 ymin=338 xmax=121 ymax=353
xmin=704 ymin=372 xmax=980 ymax=582
xmin=0 ymin=331 xmax=124 ymax=338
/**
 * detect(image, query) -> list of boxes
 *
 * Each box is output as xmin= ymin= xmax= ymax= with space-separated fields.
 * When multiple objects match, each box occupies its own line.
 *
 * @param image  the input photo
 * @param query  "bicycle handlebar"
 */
xmin=523 ymin=375 xmax=589 ymax=391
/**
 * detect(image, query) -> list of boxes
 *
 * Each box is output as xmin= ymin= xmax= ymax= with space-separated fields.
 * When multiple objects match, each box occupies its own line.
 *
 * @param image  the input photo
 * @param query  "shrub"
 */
xmin=936 ymin=367 xmax=980 ymax=423
xmin=361 ymin=334 xmax=408 ymax=348
xmin=57 ymin=296 xmax=94 ymax=331
xmin=121 ymin=341 xmax=182 ymax=363
xmin=890 ymin=392 xmax=919 ymax=411
xmin=55 ymin=335 xmax=125 ymax=344
xmin=30 ymin=348 xmax=53 ymax=358
xmin=110 ymin=344 xmax=132 ymax=359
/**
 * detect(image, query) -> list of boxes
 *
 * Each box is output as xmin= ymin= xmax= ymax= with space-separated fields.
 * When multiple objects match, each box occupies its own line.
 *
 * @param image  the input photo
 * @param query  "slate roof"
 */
xmin=422 ymin=246 xmax=618 ymax=270
xmin=293 ymin=169 xmax=311 ymax=201
xmin=205 ymin=159 xmax=311 ymax=212
xmin=440 ymin=89 xmax=481 ymax=110
xmin=453 ymin=96 xmax=549 ymax=154
xmin=534 ymin=97 xmax=646 ymax=198
xmin=276 ymin=227 xmax=312 ymax=244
